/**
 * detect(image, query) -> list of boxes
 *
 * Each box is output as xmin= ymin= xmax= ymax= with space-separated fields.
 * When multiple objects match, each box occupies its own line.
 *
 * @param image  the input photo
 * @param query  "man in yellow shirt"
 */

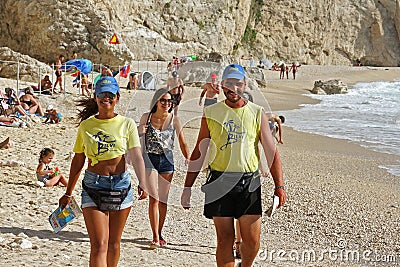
xmin=181 ymin=64 xmax=286 ymax=267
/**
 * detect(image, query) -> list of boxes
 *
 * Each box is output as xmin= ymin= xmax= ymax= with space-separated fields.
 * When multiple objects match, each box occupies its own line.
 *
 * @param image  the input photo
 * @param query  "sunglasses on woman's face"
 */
xmin=159 ymin=98 xmax=173 ymax=104
xmin=96 ymin=92 xmax=116 ymax=100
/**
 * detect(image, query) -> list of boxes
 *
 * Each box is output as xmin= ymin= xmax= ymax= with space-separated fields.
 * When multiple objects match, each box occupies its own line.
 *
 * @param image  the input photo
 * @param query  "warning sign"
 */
xmin=108 ymin=33 xmax=120 ymax=45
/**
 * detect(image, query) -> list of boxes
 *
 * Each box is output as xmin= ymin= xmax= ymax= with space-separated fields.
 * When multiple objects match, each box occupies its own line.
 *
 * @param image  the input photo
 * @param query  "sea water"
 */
xmin=280 ymin=81 xmax=400 ymax=176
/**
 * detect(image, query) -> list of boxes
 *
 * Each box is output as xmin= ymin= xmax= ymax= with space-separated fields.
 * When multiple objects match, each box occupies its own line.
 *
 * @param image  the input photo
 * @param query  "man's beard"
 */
xmin=224 ymin=90 xmax=243 ymax=103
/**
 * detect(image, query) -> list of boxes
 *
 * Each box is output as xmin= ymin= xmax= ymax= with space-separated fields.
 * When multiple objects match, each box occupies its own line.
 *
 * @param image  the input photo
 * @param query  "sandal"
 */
xmin=149 ymin=240 xmax=159 ymax=250
xmin=234 ymin=241 xmax=241 ymax=259
xmin=159 ymin=238 xmax=167 ymax=247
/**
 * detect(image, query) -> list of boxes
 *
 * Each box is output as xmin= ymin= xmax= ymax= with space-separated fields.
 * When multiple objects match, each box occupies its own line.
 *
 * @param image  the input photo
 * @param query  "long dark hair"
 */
xmin=76 ymin=97 xmax=98 ymax=124
xmin=76 ymin=93 xmax=121 ymax=124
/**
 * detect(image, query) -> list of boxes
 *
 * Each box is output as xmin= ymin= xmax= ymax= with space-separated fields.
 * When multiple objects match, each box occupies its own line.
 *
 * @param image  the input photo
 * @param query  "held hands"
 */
xmin=138 ymin=185 xmax=148 ymax=200
xmin=181 ymin=187 xmax=191 ymax=209
xmin=274 ymin=187 xmax=287 ymax=208
xmin=59 ymin=194 xmax=72 ymax=208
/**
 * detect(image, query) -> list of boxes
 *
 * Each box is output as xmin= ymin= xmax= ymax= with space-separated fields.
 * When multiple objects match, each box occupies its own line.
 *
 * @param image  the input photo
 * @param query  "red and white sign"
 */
xmin=108 ymin=33 xmax=120 ymax=45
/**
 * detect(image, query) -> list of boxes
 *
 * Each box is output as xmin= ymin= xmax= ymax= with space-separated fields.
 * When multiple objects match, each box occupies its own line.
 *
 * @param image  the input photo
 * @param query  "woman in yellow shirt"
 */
xmin=59 ymin=76 xmax=147 ymax=266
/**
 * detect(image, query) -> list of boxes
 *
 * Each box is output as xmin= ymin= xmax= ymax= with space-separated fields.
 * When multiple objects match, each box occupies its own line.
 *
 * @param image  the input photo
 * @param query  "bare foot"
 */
xmin=0 ymin=137 xmax=10 ymax=149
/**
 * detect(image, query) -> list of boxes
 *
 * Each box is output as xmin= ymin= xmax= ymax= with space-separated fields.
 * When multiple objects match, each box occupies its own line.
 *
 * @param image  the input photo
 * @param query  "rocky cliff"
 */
xmin=0 ymin=0 xmax=400 ymax=67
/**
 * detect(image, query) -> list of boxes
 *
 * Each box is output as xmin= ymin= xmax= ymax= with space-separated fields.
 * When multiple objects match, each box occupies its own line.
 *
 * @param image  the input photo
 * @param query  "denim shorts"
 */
xmin=81 ymin=170 xmax=133 ymax=210
xmin=143 ymin=151 xmax=174 ymax=174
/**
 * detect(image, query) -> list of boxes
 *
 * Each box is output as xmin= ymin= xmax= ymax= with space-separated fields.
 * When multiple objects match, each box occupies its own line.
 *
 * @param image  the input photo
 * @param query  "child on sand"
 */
xmin=44 ymin=105 xmax=62 ymax=124
xmin=36 ymin=148 xmax=68 ymax=187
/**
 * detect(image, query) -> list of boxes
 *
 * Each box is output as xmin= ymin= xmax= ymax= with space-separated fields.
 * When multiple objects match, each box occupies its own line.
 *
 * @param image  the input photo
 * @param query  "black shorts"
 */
xmin=204 ymin=98 xmax=218 ymax=107
xmin=171 ymin=93 xmax=181 ymax=106
xmin=55 ymin=70 xmax=62 ymax=77
xmin=202 ymin=170 xmax=262 ymax=219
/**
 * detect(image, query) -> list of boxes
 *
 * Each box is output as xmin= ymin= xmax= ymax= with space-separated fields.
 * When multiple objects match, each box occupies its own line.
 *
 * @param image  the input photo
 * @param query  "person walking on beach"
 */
xmin=199 ymin=73 xmax=220 ymax=107
xmin=54 ymin=55 xmax=65 ymax=93
xmin=279 ymin=63 xmax=285 ymax=79
xmin=249 ymin=55 xmax=255 ymax=67
xmin=167 ymin=71 xmax=184 ymax=115
xmin=138 ymin=88 xmax=190 ymax=249
xmin=289 ymin=62 xmax=300 ymax=79
xmin=58 ymin=76 xmax=147 ymax=267
xmin=181 ymin=64 xmax=286 ymax=267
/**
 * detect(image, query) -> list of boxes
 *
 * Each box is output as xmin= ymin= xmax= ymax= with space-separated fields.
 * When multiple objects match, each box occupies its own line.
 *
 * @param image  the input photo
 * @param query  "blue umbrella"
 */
xmin=64 ymin=58 xmax=93 ymax=75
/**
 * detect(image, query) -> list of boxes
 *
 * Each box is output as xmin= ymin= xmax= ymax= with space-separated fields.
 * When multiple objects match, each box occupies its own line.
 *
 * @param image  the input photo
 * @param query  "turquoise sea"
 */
xmin=280 ymin=81 xmax=400 ymax=177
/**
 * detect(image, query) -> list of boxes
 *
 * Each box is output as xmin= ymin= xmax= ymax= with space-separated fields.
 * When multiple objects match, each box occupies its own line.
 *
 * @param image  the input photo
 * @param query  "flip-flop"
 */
xmin=159 ymin=238 xmax=167 ymax=247
xmin=149 ymin=240 xmax=159 ymax=250
xmin=0 ymin=137 xmax=10 ymax=149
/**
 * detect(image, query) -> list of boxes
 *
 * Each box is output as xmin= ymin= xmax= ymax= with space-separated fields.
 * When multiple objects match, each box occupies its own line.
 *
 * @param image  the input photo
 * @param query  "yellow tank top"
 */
xmin=205 ymin=101 xmax=262 ymax=172
xmin=73 ymin=115 xmax=140 ymax=166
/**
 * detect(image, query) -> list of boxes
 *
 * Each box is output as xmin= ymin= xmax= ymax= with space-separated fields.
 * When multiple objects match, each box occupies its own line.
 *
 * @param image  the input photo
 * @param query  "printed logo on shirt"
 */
xmin=92 ymin=131 xmax=117 ymax=155
xmin=220 ymin=119 xmax=245 ymax=150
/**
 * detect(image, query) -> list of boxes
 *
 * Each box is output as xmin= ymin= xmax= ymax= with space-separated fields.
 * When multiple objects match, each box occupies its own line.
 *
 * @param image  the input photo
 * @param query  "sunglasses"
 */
xmin=96 ymin=92 xmax=116 ymax=100
xmin=223 ymin=81 xmax=245 ymax=88
xmin=159 ymin=98 xmax=173 ymax=104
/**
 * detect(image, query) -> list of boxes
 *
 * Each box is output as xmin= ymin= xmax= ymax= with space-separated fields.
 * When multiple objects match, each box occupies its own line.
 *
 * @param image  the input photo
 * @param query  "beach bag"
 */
xmin=82 ymin=181 xmax=131 ymax=211
xmin=201 ymin=170 xmax=261 ymax=203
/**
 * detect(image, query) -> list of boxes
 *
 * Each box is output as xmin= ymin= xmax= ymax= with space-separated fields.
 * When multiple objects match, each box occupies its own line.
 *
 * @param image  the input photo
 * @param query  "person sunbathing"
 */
xmin=19 ymin=88 xmax=45 ymax=116
xmin=39 ymin=75 xmax=53 ymax=90
xmin=1 ymin=88 xmax=29 ymax=117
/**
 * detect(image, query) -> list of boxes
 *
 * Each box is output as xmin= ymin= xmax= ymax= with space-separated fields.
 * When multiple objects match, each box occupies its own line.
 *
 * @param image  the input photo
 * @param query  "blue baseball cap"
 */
xmin=95 ymin=76 xmax=120 ymax=95
xmin=222 ymin=64 xmax=246 ymax=80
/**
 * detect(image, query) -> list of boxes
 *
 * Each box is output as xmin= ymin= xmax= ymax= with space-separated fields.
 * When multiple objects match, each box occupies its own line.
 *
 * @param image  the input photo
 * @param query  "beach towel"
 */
xmin=0 ymin=121 xmax=12 ymax=127
xmin=119 ymin=65 xmax=131 ymax=78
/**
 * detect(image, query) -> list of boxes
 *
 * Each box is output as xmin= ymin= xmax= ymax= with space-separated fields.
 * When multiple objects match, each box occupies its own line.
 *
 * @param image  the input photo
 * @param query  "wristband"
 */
xmin=275 ymin=185 xmax=285 ymax=190
xmin=64 ymin=193 xmax=72 ymax=198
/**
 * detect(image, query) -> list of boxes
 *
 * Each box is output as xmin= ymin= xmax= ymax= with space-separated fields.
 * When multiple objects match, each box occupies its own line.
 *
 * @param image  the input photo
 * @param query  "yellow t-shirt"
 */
xmin=205 ymin=101 xmax=262 ymax=172
xmin=73 ymin=115 xmax=140 ymax=166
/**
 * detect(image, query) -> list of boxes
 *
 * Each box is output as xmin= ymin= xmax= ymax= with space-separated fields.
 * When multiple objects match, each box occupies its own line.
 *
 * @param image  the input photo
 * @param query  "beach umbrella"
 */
xmin=93 ymin=74 xmax=102 ymax=85
xmin=64 ymin=58 xmax=93 ymax=75
xmin=261 ymin=58 xmax=273 ymax=68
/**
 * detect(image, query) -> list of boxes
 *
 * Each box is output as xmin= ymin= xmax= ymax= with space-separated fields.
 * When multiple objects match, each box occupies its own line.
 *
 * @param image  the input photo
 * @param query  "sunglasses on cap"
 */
xmin=96 ymin=92 xmax=116 ymax=100
xmin=159 ymin=98 xmax=173 ymax=104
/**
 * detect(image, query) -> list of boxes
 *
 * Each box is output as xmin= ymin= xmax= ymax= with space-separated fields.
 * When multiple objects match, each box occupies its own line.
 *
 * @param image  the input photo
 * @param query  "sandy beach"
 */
xmin=0 ymin=65 xmax=399 ymax=266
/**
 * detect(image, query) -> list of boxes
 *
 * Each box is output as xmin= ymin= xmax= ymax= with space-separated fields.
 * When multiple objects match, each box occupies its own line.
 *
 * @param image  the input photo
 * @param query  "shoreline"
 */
xmin=261 ymin=65 xmax=400 ymax=177
xmin=0 ymin=65 xmax=399 ymax=266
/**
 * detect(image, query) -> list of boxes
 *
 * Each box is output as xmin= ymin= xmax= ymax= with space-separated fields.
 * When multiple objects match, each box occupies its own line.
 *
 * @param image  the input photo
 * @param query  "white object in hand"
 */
xmin=265 ymin=195 xmax=279 ymax=218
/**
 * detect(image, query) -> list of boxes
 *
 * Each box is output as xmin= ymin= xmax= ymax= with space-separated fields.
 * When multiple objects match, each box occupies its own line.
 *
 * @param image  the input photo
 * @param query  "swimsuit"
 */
xmin=21 ymin=100 xmax=32 ymax=106
xmin=37 ymin=164 xmax=51 ymax=184
xmin=170 ymin=93 xmax=182 ymax=106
